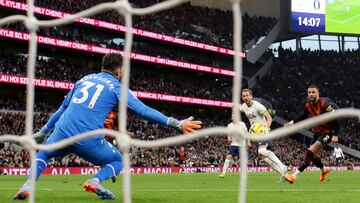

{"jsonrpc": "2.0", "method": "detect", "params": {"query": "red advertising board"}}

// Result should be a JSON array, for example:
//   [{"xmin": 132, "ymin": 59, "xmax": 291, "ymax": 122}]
[
  {"xmin": 0, "ymin": 0, "xmax": 245, "ymax": 57},
  {"xmin": 0, "ymin": 74, "xmax": 233, "ymax": 108},
  {"xmin": 0, "ymin": 166, "xmax": 355, "ymax": 176},
  {"xmin": 0, "ymin": 28, "xmax": 235, "ymax": 76}
]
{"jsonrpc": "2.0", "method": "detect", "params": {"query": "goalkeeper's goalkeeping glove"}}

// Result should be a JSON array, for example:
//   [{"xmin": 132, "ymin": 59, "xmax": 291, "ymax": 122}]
[
  {"xmin": 33, "ymin": 126, "xmax": 51, "ymax": 144},
  {"xmin": 167, "ymin": 116, "xmax": 202, "ymax": 134}
]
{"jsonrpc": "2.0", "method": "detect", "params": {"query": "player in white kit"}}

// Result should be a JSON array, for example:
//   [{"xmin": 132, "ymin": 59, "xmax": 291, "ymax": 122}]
[
  {"xmin": 240, "ymin": 89, "xmax": 287, "ymax": 179},
  {"xmin": 219, "ymin": 120, "xmax": 248, "ymax": 178},
  {"xmin": 333, "ymin": 144, "xmax": 345, "ymax": 165}
]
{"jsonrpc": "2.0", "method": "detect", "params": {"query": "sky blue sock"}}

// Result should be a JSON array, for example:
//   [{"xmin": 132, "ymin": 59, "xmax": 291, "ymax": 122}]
[
  {"xmin": 95, "ymin": 161, "xmax": 122, "ymax": 183},
  {"xmin": 27, "ymin": 151, "xmax": 48, "ymax": 182}
]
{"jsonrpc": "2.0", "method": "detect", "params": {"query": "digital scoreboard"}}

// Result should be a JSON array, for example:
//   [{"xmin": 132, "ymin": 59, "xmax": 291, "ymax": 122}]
[{"xmin": 291, "ymin": 0, "xmax": 360, "ymax": 34}]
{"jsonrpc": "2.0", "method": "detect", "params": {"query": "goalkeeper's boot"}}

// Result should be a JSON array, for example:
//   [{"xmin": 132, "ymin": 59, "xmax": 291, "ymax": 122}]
[
  {"xmin": 218, "ymin": 172, "xmax": 225, "ymax": 178},
  {"xmin": 83, "ymin": 178, "xmax": 115, "ymax": 200},
  {"xmin": 13, "ymin": 185, "xmax": 30, "ymax": 200},
  {"xmin": 283, "ymin": 174, "xmax": 295, "ymax": 184},
  {"xmin": 320, "ymin": 167, "xmax": 331, "ymax": 181}
]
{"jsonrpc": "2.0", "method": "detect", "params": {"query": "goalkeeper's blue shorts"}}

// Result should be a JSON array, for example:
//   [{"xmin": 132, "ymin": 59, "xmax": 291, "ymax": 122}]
[{"xmin": 44, "ymin": 129, "xmax": 122, "ymax": 167}]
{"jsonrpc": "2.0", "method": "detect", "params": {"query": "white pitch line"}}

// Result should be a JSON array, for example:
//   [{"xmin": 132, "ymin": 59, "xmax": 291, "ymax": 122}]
[
  {"xmin": 327, "ymin": 14, "xmax": 360, "ymax": 24},
  {"xmin": 326, "ymin": 18, "xmax": 343, "ymax": 23},
  {"xmin": 0, "ymin": 188, "xmax": 359, "ymax": 192}
]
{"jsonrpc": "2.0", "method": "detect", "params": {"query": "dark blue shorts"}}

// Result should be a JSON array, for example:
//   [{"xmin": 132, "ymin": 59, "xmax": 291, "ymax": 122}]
[{"xmin": 229, "ymin": 145, "xmax": 240, "ymax": 157}]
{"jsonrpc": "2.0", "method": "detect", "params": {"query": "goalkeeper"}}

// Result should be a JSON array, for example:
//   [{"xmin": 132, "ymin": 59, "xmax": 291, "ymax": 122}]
[{"xmin": 14, "ymin": 53, "xmax": 202, "ymax": 200}]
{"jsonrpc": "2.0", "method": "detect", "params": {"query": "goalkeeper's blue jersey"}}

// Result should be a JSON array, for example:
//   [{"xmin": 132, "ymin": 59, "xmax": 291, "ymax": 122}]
[{"xmin": 49, "ymin": 72, "xmax": 168, "ymax": 142}]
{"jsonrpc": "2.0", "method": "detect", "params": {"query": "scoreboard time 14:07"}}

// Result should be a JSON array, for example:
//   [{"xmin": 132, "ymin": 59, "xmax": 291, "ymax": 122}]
[{"xmin": 291, "ymin": 0, "xmax": 326, "ymax": 32}]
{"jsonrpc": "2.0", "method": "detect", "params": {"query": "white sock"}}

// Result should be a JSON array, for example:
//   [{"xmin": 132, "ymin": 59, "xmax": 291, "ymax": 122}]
[
  {"xmin": 266, "ymin": 151, "xmax": 286, "ymax": 171},
  {"xmin": 258, "ymin": 148, "xmax": 286, "ymax": 175},
  {"xmin": 222, "ymin": 159, "xmax": 231, "ymax": 173},
  {"xmin": 263, "ymin": 158, "xmax": 284, "ymax": 175},
  {"xmin": 293, "ymin": 169, "xmax": 301, "ymax": 179}
]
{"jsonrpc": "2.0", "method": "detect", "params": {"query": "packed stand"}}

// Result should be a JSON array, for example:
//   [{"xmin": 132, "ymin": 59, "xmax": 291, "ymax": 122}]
[
  {"xmin": 1, "ymin": 22, "xmax": 233, "ymax": 70},
  {"xmin": 254, "ymin": 48, "xmax": 360, "ymax": 150},
  {"xmin": 0, "ymin": 54, "xmax": 233, "ymax": 101},
  {"xmin": 11, "ymin": 0, "xmax": 276, "ymax": 49},
  {"xmin": 0, "ymin": 98, "xmax": 358, "ymax": 167}
]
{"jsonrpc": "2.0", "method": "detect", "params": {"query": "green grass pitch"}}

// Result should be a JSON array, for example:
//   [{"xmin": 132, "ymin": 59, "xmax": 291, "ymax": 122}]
[
  {"xmin": 0, "ymin": 171, "xmax": 359, "ymax": 203},
  {"xmin": 326, "ymin": 0, "xmax": 360, "ymax": 34}
]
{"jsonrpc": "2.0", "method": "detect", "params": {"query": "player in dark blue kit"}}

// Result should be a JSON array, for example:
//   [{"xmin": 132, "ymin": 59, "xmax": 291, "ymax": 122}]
[{"xmin": 14, "ymin": 53, "xmax": 202, "ymax": 200}]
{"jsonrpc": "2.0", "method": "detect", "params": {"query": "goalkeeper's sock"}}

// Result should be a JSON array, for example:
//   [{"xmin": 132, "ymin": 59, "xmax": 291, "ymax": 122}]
[
  {"xmin": 95, "ymin": 161, "xmax": 121, "ymax": 183},
  {"xmin": 27, "ymin": 151, "xmax": 49, "ymax": 181},
  {"xmin": 222, "ymin": 159, "xmax": 231, "ymax": 174}
]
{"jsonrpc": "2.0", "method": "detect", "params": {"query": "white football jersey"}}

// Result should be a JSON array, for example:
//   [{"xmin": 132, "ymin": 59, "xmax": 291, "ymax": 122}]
[
  {"xmin": 333, "ymin": 147, "xmax": 344, "ymax": 158},
  {"xmin": 240, "ymin": 100, "xmax": 267, "ymax": 125},
  {"xmin": 227, "ymin": 121, "xmax": 248, "ymax": 146}
]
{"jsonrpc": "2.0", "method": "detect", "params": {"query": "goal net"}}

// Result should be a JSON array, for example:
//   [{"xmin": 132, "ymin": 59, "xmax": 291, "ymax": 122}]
[{"xmin": 0, "ymin": 0, "xmax": 358, "ymax": 203}]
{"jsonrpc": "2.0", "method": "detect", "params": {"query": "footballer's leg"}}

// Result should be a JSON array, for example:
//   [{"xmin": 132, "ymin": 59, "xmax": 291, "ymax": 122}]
[
  {"xmin": 220, "ymin": 145, "xmax": 238, "ymax": 178},
  {"xmin": 284, "ymin": 149, "xmax": 315, "ymax": 184},
  {"xmin": 258, "ymin": 142, "xmax": 287, "ymax": 177},
  {"xmin": 284, "ymin": 140, "xmax": 323, "ymax": 184},
  {"xmin": 313, "ymin": 135, "xmax": 332, "ymax": 181},
  {"xmin": 219, "ymin": 154, "xmax": 233, "ymax": 178},
  {"xmin": 313, "ymin": 156, "xmax": 330, "ymax": 181},
  {"xmin": 13, "ymin": 151, "xmax": 53, "ymax": 200},
  {"xmin": 76, "ymin": 138, "xmax": 122, "ymax": 200},
  {"xmin": 13, "ymin": 131, "xmax": 69, "ymax": 200}
]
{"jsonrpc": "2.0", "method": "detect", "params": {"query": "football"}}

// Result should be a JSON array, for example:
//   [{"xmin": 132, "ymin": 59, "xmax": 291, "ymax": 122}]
[{"xmin": 249, "ymin": 123, "xmax": 269, "ymax": 135}]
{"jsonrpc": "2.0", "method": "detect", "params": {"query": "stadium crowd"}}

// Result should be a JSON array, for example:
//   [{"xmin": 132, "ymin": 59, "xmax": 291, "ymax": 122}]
[
  {"xmin": 0, "ymin": 98, "xmax": 359, "ymax": 168},
  {"xmin": 1, "ymin": 48, "xmax": 360, "ymax": 166},
  {"xmin": 254, "ymin": 48, "xmax": 360, "ymax": 150},
  {"xmin": 11, "ymin": 0, "xmax": 276, "ymax": 49},
  {"xmin": 0, "ymin": 54, "xmax": 233, "ymax": 101},
  {"xmin": 2, "ymin": 22, "xmax": 233, "ymax": 70}
]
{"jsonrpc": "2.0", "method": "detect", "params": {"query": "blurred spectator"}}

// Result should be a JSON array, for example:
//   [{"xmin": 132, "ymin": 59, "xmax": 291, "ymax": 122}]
[{"xmin": 177, "ymin": 146, "xmax": 186, "ymax": 165}]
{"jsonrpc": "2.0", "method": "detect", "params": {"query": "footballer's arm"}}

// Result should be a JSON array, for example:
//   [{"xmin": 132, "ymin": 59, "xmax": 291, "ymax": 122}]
[
  {"xmin": 263, "ymin": 111, "xmax": 272, "ymax": 129},
  {"xmin": 34, "ymin": 85, "xmax": 77, "ymax": 143},
  {"xmin": 226, "ymin": 133, "xmax": 233, "ymax": 145},
  {"xmin": 126, "ymin": 89, "xmax": 202, "ymax": 134},
  {"xmin": 284, "ymin": 107, "xmax": 309, "ymax": 127}
]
